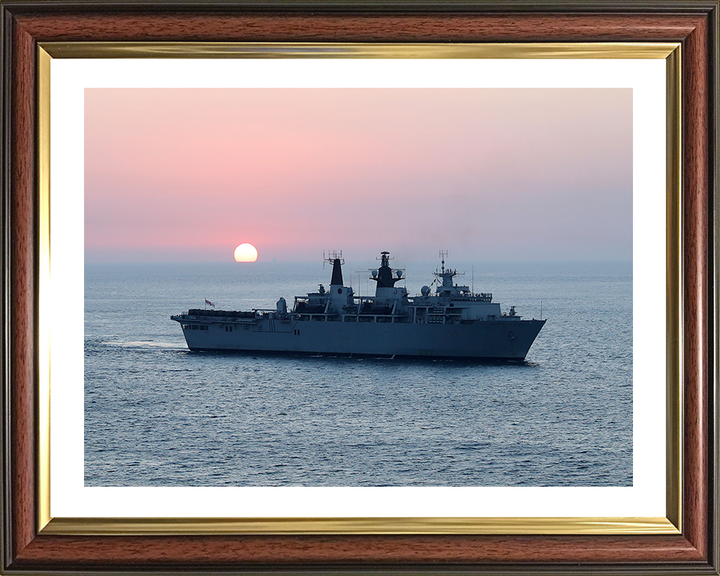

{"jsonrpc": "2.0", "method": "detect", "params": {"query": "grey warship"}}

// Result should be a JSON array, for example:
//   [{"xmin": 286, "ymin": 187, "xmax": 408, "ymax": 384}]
[{"xmin": 171, "ymin": 252, "xmax": 546, "ymax": 360}]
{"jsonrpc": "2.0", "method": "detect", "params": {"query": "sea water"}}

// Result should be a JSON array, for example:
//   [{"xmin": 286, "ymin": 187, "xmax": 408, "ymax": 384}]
[{"xmin": 84, "ymin": 261, "xmax": 632, "ymax": 487}]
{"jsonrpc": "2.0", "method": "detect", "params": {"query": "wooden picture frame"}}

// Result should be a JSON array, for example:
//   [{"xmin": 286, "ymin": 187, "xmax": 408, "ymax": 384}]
[{"xmin": 1, "ymin": 1, "xmax": 718, "ymax": 573}]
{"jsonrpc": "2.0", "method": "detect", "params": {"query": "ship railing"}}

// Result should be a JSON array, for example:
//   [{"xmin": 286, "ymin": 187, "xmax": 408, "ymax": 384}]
[
  {"xmin": 294, "ymin": 310, "xmax": 406, "ymax": 318},
  {"xmin": 181, "ymin": 314, "xmax": 258, "ymax": 325},
  {"xmin": 349, "ymin": 296, "xmax": 401, "ymax": 304},
  {"xmin": 291, "ymin": 310, "xmax": 410, "ymax": 323},
  {"xmin": 353, "ymin": 311, "xmax": 405, "ymax": 317},
  {"xmin": 287, "ymin": 294, "xmax": 411, "ymax": 309}
]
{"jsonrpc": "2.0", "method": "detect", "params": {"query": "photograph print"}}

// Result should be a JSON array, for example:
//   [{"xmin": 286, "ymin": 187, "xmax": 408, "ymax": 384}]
[{"xmin": 84, "ymin": 86, "xmax": 632, "ymax": 488}]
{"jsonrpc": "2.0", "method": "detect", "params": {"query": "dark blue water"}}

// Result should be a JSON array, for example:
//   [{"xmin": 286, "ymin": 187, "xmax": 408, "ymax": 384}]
[{"xmin": 84, "ymin": 261, "xmax": 632, "ymax": 487}]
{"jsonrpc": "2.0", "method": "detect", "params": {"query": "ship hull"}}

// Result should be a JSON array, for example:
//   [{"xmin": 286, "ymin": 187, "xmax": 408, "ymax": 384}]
[{"xmin": 173, "ymin": 316, "xmax": 546, "ymax": 360}]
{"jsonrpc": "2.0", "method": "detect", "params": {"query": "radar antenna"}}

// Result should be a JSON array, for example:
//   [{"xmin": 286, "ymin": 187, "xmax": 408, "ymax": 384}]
[{"xmin": 323, "ymin": 250, "xmax": 344, "ymax": 267}]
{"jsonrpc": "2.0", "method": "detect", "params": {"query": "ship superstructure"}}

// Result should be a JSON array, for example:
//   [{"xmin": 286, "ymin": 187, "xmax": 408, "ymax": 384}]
[{"xmin": 171, "ymin": 251, "xmax": 546, "ymax": 360}]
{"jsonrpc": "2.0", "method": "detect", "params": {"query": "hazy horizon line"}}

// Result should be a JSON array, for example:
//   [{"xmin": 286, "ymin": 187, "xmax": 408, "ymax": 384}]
[{"xmin": 84, "ymin": 258, "xmax": 634, "ymax": 265}]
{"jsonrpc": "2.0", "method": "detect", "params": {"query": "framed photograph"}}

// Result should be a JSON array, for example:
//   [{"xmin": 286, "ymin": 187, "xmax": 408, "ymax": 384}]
[{"xmin": 1, "ymin": 1, "xmax": 717, "ymax": 574}]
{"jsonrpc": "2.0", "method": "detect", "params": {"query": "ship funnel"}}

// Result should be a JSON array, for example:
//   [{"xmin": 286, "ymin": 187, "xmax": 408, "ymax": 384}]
[
  {"xmin": 330, "ymin": 259, "xmax": 343, "ymax": 286},
  {"xmin": 324, "ymin": 250, "xmax": 345, "ymax": 286}
]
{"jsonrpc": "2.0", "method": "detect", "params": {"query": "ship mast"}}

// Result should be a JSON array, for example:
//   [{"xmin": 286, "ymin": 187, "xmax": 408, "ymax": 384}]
[
  {"xmin": 370, "ymin": 251, "xmax": 403, "ymax": 288},
  {"xmin": 435, "ymin": 250, "xmax": 459, "ymax": 288}
]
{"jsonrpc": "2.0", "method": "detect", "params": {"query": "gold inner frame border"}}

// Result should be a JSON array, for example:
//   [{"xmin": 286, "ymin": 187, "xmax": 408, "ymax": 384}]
[{"xmin": 36, "ymin": 41, "xmax": 682, "ymax": 536}]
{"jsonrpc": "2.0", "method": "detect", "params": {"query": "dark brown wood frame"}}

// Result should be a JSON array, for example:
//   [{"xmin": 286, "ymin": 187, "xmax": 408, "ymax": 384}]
[{"xmin": 1, "ymin": 1, "xmax": 718, "ymax": 574}]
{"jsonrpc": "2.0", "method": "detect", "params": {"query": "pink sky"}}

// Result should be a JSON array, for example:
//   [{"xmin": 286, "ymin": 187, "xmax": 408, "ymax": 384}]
[{"xmin": 85, "ymin": 88, "xmax": 632, "ymax": 263}]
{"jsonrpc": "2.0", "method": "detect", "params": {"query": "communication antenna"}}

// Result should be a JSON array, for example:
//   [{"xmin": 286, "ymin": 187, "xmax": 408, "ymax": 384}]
[{"xmin": 439, "ymin": 250, "xmax": 448, "ymax": 274}]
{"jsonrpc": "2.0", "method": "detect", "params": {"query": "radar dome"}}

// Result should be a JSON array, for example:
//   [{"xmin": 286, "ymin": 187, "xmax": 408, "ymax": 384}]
[
  {"xmin": 396, "ymin": 270, "xmax": 403, "ymax": 278},
  {"xmin": 421, "ymin": 285, "xmax": 431, "ymax": 296}
]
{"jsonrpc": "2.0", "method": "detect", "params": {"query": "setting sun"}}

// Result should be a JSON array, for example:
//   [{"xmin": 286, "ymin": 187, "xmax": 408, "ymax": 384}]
[{"xmin": 234, "ymin": 243, "xmax": 258, "ymax": 263}]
